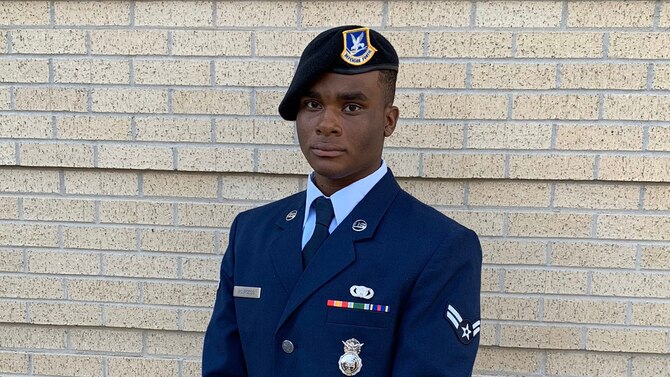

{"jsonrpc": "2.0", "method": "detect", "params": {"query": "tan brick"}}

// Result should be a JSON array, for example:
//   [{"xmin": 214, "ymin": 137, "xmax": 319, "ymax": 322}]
[
  {"xmin": 663, "ymin": 1, "xmax": 670, "ymax": 27},
  {"xmin": 104, "ymin": 254, "xmax": 178, "ymax": 279},
  {"xmin": 552, "ymin": 242, "xmax": 636, "ymax": 269},
  {"xmin": 182, "ymin": 256, "xmax": 220, "ymax": 281},
  {"xmin": 222, "ymin": 175, "xmax": 299, "ymax": 201},
  {"xmin": 504, "ymin": 269, "xmax": 588, "ymax": 295},
  {"xmin": 68, "ymin": 279, "xmax": 140, "ymax": 303},
  {"xmin": 514, "ymin": 94, "xmax": 599, "ymax": 120},
  {"xmin": 55, "ymin": 1, "xmax": 130, "ymax": 25},
  {"xmin": 107, "ymin": 357, "xmax": 179, "ymax": 377},
  {"xmin": 588, "ymin": 329, "xmax": 668, "ymax": 353},
  {"xmin": 472, "ymin": 63, "xmax": 554, "ymax": 89},
  {"xmin": 105, "ymin": 306, "xmax": 179, "ymax": 330},
  {"xmin": 254, "ymin": 90, "xmax": 283, "ymax": 116},
  {"xmin": 63, "ymin": 226, "xmax": 136, "ymax": 250},
  {"xmin": 598, "ymin": 214, "xmax": 670, "ymax": 241},
  {"xmin": 90, "ymin": 30, "xmax": 168, "ymax": 55},
  {"xmin": 301, "ymin": 1, "xmax": 382, "ymax": 27},
  {"xmin": 30, "ymin": 302, "xmax": 101, "ymax": 326},
  {"xmin": 141, "ymin": 229, "xmax": 217, "ymax": 253},
  {"xmin": 0, "ymin": 1, "xmax": 49, "ymax": 25},
  {"xmin": 183, "ymin": 360, "xmax": 202, "ymax": 377},
  {"xmin": 632, "ymin": 302, "xmax": 670, "ymax": 327},
  {"xmin": 425, "ymin": 94, "xmax": 508, "ymax": 120},
  {"xmin": 64, "ymin": 170, "xmax": 137, "ymax": 196},
  {"xmin": 173, "ymin": 30, "xmax": 251, "ymax": 56},
  {"xmin": 0, "ymin": 249, "xmax": 23, "ymax": 272},
  {"xmin": 388, "ymin": 1, "xmax": 470, "ymax": 27},
  {"xmin": 0, "ymin": 115, "xmax": 51, "ymax": 139},
  {"xmin": 475, "ymin": 347, "xmax": 541, "ymax": 374},
  {"xmin": 592, "ymin": 272, "xmax": 670, "ymax": 298},
  {"xmin": 383, "ymin": 151, "xmax": 421, "ymax": 177},
  {"xmin": 15, "ymin": 87, "xmax": 88, "ymax": 112},
  {"xmin": 394, "ymin": 93, "xmax": 421, "ymax": 119},
  {"xmin": 256, "ymin": 31, "xmax": 318, "ymax": 57},
  {"xmin": 482, "ymin": 296, "xmax": 539, "ymax": 321},
  {"xmin": 569, "ymin": 1, "xmax": 655, "ymax": 27},
  {"xmin": 444, "ymin": 210, "xmax": 505, "ymax": 237},
  {"xmin": 481, "ymin": 268, "xmax": 501, "ymax": 292},
  {"xmin": 477, "ymin": 1, "xmax": 562, "ymax": 27},
  {"xmin": 143, "ymin": 172, "xmax": 217, "ymax": 198},
  {"xmin": 147, "ymin": 332, "xmax": 204, "ymax": 357},
  {"xmin": 555, "ymin": 183, "xmax": 640, "ymax": 210},
  {"xmin": 0, "ymin": 168, "xmax": 60, "ymax": 193},
  {"xmin": 610, "ymin": 32, "xmax": 670, "ymax": 59},
  {"xmin": 546, "ymin": 299, "xmax": 626, "ymax": 324},
  {"xmin": 649, "ymin": 126, "xmax": 670, "ymax": 150},
  {"xmin": 423, "ymin": 154, "xmax": 505, "ymax": 179},
  {"xmin": 33, "ymin": 354, "xmax": 103, "ymax": 377},
  {"xmin": 0, "ymin": 59, "xmax": 49, "ymax": 83},
  {"xmin": 20, "ymin": 143, "xmax": 94, "ymax": 168},
  {"xmin": 384, "ymin": 32, "xmax": 425, "ymax": 57},
  {"xmin": 605, "ymin": 94, "xmax": 670, "ymax": 121},
  {"xmin": 481, "ymin": 240, "xmax": 546, "ymax": 265},
  {"xmin": 632, "ymin": 355, "xmax": 670, "ymax": 377},
  {"xmin": 509, "ymin": 212, "xmax": 592, "ymax": 238},
  {"xmin": 501, "ymin": 325, "xmax": 580, "ymax": 349},
  {"xmin": 556, "ymin": 124, "xmax": 643, "ymax": 151},
  {"xmin": 469, "ymin": 181, "xmax": 550, "ymax": 207},
  {"xmin": 257, "ymin": 148, "xmax": 311, "ymax": 175},
  {"xmin": 144, "ymin": 282, "xmax": 216, "ymax": 307},
  {"xmin": 173, "ymin": 89, "xmax": 250, "ymax": 115},
  {"xmin": 641, "ymin": 246, "xmax": 670, "ymax": 270},
  {"xmin": 217, "ymin": 118, "xmax": 294, "ymax": 145},
  {"xmin": 70, "ymin": 328, "xmax": 142, "ymax": 353},
  {"xmin": 135, "ymin": 59, "xmax": 210, "ymax": 86},
  {"xmin": 479, "ymin": 323, "xmax": 496, "ymax": 346},
  {"xmin": 28, "ymin": 250, "xmax": 100, "ymax": 275},
  {"xmin": 100, "ymin": 200, "xmax": 172, "ymax": 225},
  {"xmin": 0, "ymin": 324, "xmax": 66, "ymax": 349},
  {"xmin": 0, "ymin": 301, "xmax": 26, "ymax": 323},
  {"xmin": 216, "ymin": 60, "xmax": 294, "ymax": 87},
  {"xmin": 397, "ymin": 63, "xmax": 466, "ymax": 89},
  {"xmin": 654, "ymin": 64, "xmax": 670, "ymax": 90},
  {"xmin": 93, "ymin": 88, "xmax": 167, "ymax": 114},
  {"xmin": 178, "ymin": 203, "xmax": 250, "ymax": 228},
  {"xmin": 182, "ymin": 309, "xmax": 211, "ymax": 332},
  {"xmin": 135, "ymin": 1, "xmax": 212, "ymax": 27},
  {"xmin": 467, "ymin": 123, "xmax": 552, "ymax": 150},
  {"xmin": 12, "ymin": 29, "xmax": 86, "ymax": 54},
  {"xmin": 58, "ymin": 115, "xmax": 132, "ymax": 141},
  {"xmin": 509, "ymin": 155, "xmax": 594, "ymax": 180},
  {"xmin": 217, "ymin": 1, "xmax": 296, "ymax": 27},
  {"xmin": 0, "ymin": 276, "xmax": 63, "ymax": 299},
  {"xmin": 0, "ymin": 142, "xmax": 14, "ymax": 165},
  {"xmin": 429, "ymin": 32, "xmax": 513, "ymax": 58},
  {"xmin": 136, "ymin": 117, "xmax": 210, "ymax": 143},
  {"xmin": 55, "ymin": 59, "xmax": 130, "ymax": 84},
  {"xmin": 397, "ymin": 179, "xmax": 464, "ymax": 206},
  {"xmin": 388, "ymin": 124, "xmax": 463, "ymax": 150},
  {"xmin": 562, "ymin": 63, "xmax": 647, "ymax": 90},
  {"xmin": 0, "ymin": 87, "xmax": 8, "ymax": 110},
  {"xmin": 0, "ymin": 32, "xmax": 6, "ymax": 54},
  {"xmin": 517, "ymin": 32, "xmax": 603, "ymax": 58},
  {"xmin": 177, "ymin": 147, "xmax": 254, "ymax": 172},
  {"xmin": 0, "ymin": 224, "xmax": 58, "ymax": 247},
  {"xmin": 0, "ymin": 196, "xmax": 18, "ymax": 220},
  {"xmin": 547, "ymin": 351, "xmax": 629, "ymax": 377},
  {"xmin": 0, "ymin": 351, "xmax": 28, "ymax": 374},
  {"xmin": 599, "ymin": 156, "xmax": 670, "ymax": 182},
  {"xmin": 97, "ymin": 145, "xmax": 173, "ymax": 170}
]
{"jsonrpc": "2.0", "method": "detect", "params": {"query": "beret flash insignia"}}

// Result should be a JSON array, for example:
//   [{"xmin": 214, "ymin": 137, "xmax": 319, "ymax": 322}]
[{"xmin": 341, "ymin": 27, "xmax": 377, "ymax": 66}]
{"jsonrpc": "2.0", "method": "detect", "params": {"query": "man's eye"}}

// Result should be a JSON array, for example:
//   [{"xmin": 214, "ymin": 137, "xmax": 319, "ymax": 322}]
[
  {"xmin": 344, "ymin": 104, "xmax": 361, "ymax": 112},
  {"xmin": 304, "ymin": 100, "xmax": 321, "ymax": 110}
]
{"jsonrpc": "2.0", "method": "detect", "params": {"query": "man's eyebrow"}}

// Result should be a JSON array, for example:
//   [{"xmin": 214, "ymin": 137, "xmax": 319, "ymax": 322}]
[
  {"xmin": 302, "ymin": 90, "xmax": 321, "ymax": 100},
  {"xmin": 337, "ymin": 91, "xmax": 368, "ymax": 101}
]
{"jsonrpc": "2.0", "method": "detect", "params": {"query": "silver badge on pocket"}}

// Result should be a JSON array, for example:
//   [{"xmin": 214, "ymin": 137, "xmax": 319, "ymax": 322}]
[{"xmin": 338, "ymin": 338, "xmax": 363, "ymax": 376}]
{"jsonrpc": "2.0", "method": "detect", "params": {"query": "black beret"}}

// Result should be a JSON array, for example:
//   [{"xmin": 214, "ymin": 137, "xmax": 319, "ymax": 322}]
[{"xmin": 278, "ymin": 25, "xmax": 399, "ymax": 121}]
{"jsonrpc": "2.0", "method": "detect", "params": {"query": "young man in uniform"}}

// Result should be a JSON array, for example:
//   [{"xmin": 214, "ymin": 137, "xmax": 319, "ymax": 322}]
[{"xmin": 203, "ymin": 25, "xmax": 482, "ymax": 377}]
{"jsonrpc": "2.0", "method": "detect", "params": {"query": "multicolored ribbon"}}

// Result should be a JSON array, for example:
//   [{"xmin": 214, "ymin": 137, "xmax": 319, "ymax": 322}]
[{"xmin": 327, "ymin": 299, "xmax": 390, "ymax": 313}]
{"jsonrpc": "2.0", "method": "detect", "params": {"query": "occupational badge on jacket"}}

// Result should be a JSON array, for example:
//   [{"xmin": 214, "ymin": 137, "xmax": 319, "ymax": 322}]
[
  {"xmin": 338, "ymin": 338, "xmax": 363, "ymax": 376},
  {"xmin": 340, "ymin": 27, "xmax": 377, "ymax": 66},
  {"xmin": 444, "ymin": 304, "xmax": 480, "ymax": 345}
]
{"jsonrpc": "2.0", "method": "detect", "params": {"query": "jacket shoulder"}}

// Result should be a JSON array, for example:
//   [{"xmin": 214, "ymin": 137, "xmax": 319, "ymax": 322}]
[{"xmin": 235, "ymin": 191, "xmax": 304, "ymax": 224}]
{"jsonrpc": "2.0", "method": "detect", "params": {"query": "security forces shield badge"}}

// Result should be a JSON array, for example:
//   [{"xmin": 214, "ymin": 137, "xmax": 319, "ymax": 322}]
[{"xmin": 341, "ymin": 27, "xmax": 377, "ymax": 66}]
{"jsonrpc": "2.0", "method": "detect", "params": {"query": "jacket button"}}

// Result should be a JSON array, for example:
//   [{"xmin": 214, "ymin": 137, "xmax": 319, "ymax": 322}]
[{"xmin": 281, "ymin": 340, "xmax": 294, "ymax": 354}]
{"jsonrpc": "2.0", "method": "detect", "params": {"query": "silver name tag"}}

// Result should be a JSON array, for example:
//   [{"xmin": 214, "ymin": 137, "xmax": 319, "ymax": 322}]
[{"xmin": 233, "ymin": 286, "xmax": 261, "ymax": 299}]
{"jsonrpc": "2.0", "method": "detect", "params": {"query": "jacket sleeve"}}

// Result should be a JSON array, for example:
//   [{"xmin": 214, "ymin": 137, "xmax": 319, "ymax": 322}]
[
  {"xmin": 202, "ymin": 216, "xmax": 248, "ymax": 377},
  {"xmin": 391, "ymin": 228, "xmax": 482, "ymax": 377}
]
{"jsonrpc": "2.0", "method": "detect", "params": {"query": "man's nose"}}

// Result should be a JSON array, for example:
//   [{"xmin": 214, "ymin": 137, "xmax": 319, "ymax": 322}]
[{"xmin": 316, "ymin": 107, "xmax": 342, "ymax": 136}]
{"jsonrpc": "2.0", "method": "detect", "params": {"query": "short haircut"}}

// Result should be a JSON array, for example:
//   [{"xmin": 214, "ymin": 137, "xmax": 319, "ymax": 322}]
[{"xmin": 377, "ymin": 69, "xmax": 398, "ymax": 106}]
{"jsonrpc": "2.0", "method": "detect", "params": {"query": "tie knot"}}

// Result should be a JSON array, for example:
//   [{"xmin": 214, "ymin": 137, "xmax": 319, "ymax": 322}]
[{"xmin": 314, "ymin": 197, "xmax": 334, "ymax": 227}]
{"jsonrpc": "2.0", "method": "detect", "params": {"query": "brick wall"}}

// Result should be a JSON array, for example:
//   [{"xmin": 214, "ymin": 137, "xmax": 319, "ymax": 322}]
[{"xmin": 0, "ymin": 1, "xmax": 669, "ymax": 376}]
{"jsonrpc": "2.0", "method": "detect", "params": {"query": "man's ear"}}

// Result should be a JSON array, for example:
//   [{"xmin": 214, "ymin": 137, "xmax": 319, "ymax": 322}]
[{"xmin": 384, "ymin": 106, "xmax": 399, "ymax": 137}]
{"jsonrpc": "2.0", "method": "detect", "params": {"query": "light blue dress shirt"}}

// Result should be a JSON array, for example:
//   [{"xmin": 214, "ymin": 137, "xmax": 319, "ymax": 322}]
[{"xmin": 301, "ymin": 161, "xmax": 388, "ymax": 249}]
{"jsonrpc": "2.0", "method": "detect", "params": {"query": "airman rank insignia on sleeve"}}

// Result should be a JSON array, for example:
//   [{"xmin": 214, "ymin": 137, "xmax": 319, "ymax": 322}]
[
  {"xmin": 445, "ymin": 304, "xmax": 480, "ymax": 345},
  {"xmin": 341, "ymin": 27, "xmax": 377, "ymax": 66}
]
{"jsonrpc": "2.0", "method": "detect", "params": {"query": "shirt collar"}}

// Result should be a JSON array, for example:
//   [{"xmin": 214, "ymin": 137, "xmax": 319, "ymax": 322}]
[{"xmin": 304, "ymin": 161, "xmax": 388, "ymax": 228}]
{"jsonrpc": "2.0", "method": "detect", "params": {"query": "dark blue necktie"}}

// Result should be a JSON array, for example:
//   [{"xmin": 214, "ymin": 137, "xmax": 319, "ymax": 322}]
[{"xmin": 302, "ymin": 197, "xmax": 334, "ymax": 269}]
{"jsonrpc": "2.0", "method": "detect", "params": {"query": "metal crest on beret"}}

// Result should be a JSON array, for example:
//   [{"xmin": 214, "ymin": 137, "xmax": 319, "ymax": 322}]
[{"xmin": 340, "ymin": 27, "xmax": 377, "ymax": 66}]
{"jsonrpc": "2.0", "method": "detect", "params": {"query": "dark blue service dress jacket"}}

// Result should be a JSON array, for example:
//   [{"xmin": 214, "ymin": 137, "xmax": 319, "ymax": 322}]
[{"xmin": 202, "ymin": 171, "xmax": 482, "ymax": 376}]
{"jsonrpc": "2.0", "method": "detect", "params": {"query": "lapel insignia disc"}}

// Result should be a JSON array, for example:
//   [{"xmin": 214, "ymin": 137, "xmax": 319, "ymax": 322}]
[
  {"xmin": 340, "ymin": 27, "xmax": 377, "ymax": 66},
  {"xmin": 445, "ymin": 304, "xmax": 480, "ymax": 345},
  {"xmin": 350, "ymin": 285, "xmax": 374, "ymax": 300},
  {"xmin": 285, "ymin": 210, "xmax": 297, "ymax": 221},
  {"xmin": 352, "ymin": 220, "xmax": 367, "ymax": 232},
  {"xmin": 338, "ymin": 338, "xmax": 363, "ymax": 376}
]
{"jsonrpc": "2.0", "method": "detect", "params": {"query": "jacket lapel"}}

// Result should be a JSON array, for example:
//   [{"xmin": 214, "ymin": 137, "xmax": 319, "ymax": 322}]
[{"xmin": 268, "ymin": 193, "xmax": 305, "ymax": 295}]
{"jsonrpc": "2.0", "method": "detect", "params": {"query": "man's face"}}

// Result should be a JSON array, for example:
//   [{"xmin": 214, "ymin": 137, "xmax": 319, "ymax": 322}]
[{"xmin": 296, "ymin": 71, "xmax": 398, "ymax": 192}]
